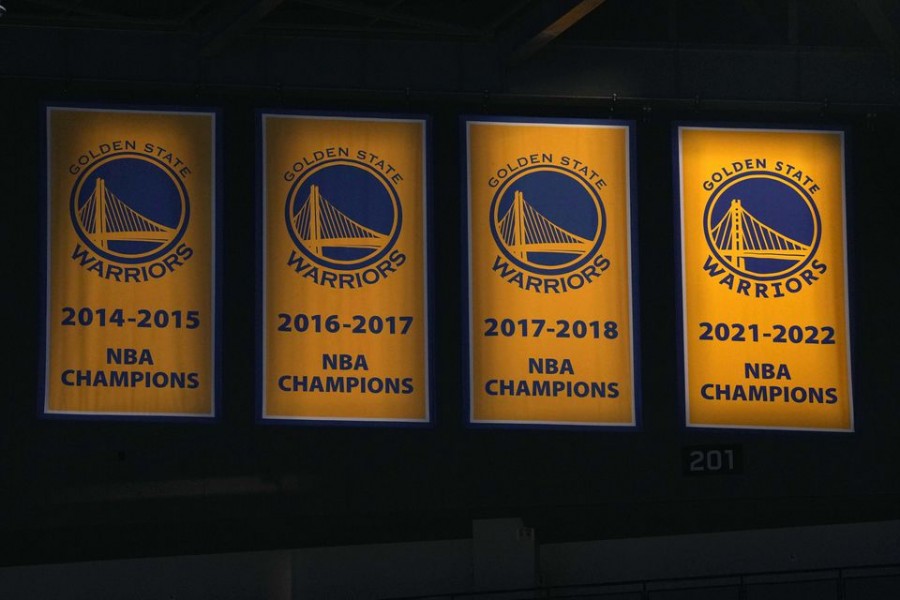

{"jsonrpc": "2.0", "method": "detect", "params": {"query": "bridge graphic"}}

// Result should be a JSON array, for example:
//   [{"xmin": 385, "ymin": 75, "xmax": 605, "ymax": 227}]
[
  {"xmin": 496, "ymin": 190, "xmax": 592, "ymax": 260},
  {"xmin": 77, "ymin": 177, "xmax": 175, "ymax": 251},
  {"xmin": 291, "ymin": 184, "xmax": 388, "ymax": 257},
  {"xmin": 710, "ymin": 199, "xmax": 810, "ymax": 270}
]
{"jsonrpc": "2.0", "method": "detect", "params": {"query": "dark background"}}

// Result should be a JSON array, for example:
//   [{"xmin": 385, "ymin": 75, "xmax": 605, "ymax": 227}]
[{"xmin": 1, "ymin": 0, "xmax": 899, "ymax": 567}]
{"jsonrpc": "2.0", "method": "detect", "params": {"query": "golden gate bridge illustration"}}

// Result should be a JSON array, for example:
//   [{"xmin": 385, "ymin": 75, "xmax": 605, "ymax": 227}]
[
  {"xmin": 496, "ymin": 190, "xmax": 592, "ymax": 260},
  {"xmin": 291, "ymin": 184, "xmax": 388, "ymax": 256},
  {"xmin": 77, "ymin": 177, "xmax": 175, "ymax": 251},
  {"xmin": 709, "ymin": 199, "xmax": 809, "ymax": 270}
]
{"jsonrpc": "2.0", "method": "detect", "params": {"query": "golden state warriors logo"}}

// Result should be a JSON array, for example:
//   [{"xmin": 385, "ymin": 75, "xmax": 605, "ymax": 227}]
[
  {"xmin": 284, "ymin": 158, "xmax": 406, "ymax": 288},
  {"xmin": 69, "ymin": 150, "xmax": 194, "ymax": 282},
  {"xmin": 701, "ymin": 170, "xmax": 826, "ymax": 298},
  {"xmin": 489, "ymin": 165, "xmax": 610, "ymax": 293}
]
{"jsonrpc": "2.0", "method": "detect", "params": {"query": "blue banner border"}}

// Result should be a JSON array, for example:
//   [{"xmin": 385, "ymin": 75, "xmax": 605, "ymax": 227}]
[
  {"xmin": 672, "ymin": 121, "xmax": 856, "ymax": 434},
  {"xmin": 39, "ymin": 102, "xmax": 222, "ymax": 422},
  {"xmin": 461, "ymin": 115, "xmax": 643, "ymax": 431},
  {"xmin": 255, "ymin": 109, "xmax": 435, "ymax": 428}
]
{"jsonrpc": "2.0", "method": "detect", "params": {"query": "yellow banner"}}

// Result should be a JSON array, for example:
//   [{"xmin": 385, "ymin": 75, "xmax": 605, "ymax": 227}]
[
  {"xmin": 44, "ymin": 107, "xmax": 217, "ymax": 417},
  {"xmin": 677, "ymin": 126, "xmax": 853, "ymax": 431},
  {"xmin": 261, "ymin": 114, "xmax": 429, "ymax": 423},
  {"xmin": 466, "ymin": 119, "xmax": 638, "ymax": 427}
]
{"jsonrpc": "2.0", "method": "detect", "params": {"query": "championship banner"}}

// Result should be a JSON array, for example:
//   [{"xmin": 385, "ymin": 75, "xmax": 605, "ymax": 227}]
[
  {"xmin": 260, "ymin": 113, "xmax": 430, "ymax": 424},
  {"xmin": 43, "ymin": 106, "xmax": 218, "ymax": 418},
  {"xmin": 465, "ymin": 118, "xmax": 639, "ymax": 427},
  {"xmin": 676, "ymin": 126, "xmax": 853, "ymax": 431}
]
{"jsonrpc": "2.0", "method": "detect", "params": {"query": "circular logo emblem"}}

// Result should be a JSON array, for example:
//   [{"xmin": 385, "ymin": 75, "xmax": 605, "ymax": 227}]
[
  {"xmin": 489, "ymin": 165, "xmax": 606, "ymax": 275},
  {"xmin": 70, "ymin": 152, "xmax": 189, "ymax": 264},
  {"xmin": 703, "ymin": 172, "xmax": 821, "ymax": 281},
  {"xmin": 284, "ymin": 159, "xmax": 402, "ymax": 271}
]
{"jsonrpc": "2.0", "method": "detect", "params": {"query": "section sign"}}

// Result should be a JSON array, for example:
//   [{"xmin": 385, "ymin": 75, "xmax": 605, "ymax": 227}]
[
  {"xmin": 465, "ymin": 118, "xmax": 639, "ymax": 427},
  {"xmin": 260, "ymin": 113, "xmax": 430, "ymax": 424},
  {"xmin": 43, "ymin": 106, "xmax": 218, "ymax": 418},
  {"xmin": 677, "ymin": 126, "xmax": 853, "ymax": 431}
]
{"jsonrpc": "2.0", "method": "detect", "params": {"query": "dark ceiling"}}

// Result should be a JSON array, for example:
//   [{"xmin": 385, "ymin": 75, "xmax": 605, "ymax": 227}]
[
  {"xmin": 1, "ymin": 0, "xmax": 898, "ymax": 110},
  {"xmin": 2, "ymin": 0, "xmax": 896, "ymax": 55}
]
